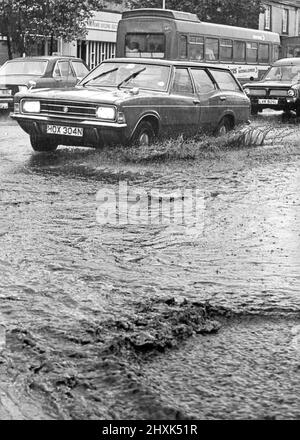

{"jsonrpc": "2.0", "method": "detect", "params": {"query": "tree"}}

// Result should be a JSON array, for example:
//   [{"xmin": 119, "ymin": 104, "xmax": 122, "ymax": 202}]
[
  {"xmin": 0, "ymin": 0, "xmax": 107, "ymax": 58},
  {"xmin": 126, "ymin": 0, "xmax": 264, "ymax": 29}
]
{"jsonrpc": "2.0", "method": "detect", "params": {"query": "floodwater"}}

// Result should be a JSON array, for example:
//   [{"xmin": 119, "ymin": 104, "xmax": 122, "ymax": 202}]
[{"xmin": 0, "ymin": 115, "xmax": 299, "ymax": 419}]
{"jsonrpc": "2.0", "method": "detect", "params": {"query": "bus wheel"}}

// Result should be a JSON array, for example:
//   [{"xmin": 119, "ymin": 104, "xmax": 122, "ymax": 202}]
[
  {"xmin": 30, "ymin": 134, "xmax": 58, "ymax": 152},
  {"xmin": 131, "ymin": 121, "xmax": 155, "ymax": 147},
  {"xmin": 216, "ymin": 117, "xmax": 232, "ymax": 136}
]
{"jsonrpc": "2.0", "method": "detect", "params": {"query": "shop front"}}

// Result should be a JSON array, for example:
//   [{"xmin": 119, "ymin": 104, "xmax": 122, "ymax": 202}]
[{"xmin": 77, "ymin": 10, "xmax": 121, "ymax": 69}]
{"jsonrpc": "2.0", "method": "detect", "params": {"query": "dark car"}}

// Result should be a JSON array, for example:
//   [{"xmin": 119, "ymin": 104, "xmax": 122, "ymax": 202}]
[
  {"xmin": 0, "ymin": 56, "xmax": 89, "ymax": 111},
  {"xmin": 11, "ymin": 58, "xmax": 250, "ymax": 152},
  {"xmin": 244, "ymin": 57, "xmax": 300, "ymax": 115}
]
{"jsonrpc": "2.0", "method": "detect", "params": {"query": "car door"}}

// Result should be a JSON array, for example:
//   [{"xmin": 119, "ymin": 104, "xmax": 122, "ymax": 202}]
[
  {"xmin": 208, "ymin": 68, "xmax": 247, "ymax": 126},
  {"xmin": 52, "ymin": 60, "xmax": 77, "ymax": 88},
  {"xmin": 161, "ymin": 67, "xmax": 200, "ymax": 137},
  {"xmin": 190, "ymin": 67, "xmax": 222, "ymax": 132}
]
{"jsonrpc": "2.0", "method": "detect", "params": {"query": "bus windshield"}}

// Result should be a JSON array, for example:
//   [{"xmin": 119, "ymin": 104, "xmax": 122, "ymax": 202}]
[
  {"xmin": 82, "ymin": 62, "xmax": 170, "ymax": 91},
  {"xmin": 125, "ymin": 33, "xmax": 165, "ymax": 58},
  {"xmin": 263, "ymin": 64, "xmax": 300, "ymax": 82}
]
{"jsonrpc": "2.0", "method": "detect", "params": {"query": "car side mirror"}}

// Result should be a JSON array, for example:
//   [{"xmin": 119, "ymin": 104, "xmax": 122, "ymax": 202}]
[{"xmin": 28, "ymin": 80, "xmax": 36, "ymax": 90}]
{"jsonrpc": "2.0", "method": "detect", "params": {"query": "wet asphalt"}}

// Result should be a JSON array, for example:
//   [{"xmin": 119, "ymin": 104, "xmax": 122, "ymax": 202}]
[{"xmin": 0, "ymin": 112, "xmax": 299, "ymax": 419}]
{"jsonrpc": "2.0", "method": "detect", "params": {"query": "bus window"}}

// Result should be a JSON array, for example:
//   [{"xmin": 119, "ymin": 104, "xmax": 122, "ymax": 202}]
[
  {"xmin": 189, "ymin": 35, "xmax": 204, "ymax": 60},
  {"xmin": 273, "ymin": 45, "xmax": 279, "ymax": 61},
  {"xmin": 125, "ymin": 33, "xmax": 165, "ymax": 58},
  {"xmin": 258, "ymin": 43, "xmax": 269, "ymax": 63},
  {"xmin": 179, "ymin": 35, "xmax": 188, "ymax": 59},
  {"xmin": 172, "ymin": 68, "xmax": 194, "ymax": 94},
  {"xmin": 233, "ymin": 41, "xmax": 246, "ymax": 62},
  {"xmin": 205, "ymin": 38, "xmax": 219, "ymax": 61},
  {"xmin": 246, "ymin": 42, "xmax": 258, "ymax": 63},
  {"xmin": 220, "ymin": 39, "xmax": 233, "ymax": 61}
]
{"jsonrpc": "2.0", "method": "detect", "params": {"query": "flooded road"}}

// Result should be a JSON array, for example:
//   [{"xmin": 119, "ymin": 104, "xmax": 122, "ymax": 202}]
[{"xmin": 0, "ymin": 114, "xmax": 299, "ymax": 419}]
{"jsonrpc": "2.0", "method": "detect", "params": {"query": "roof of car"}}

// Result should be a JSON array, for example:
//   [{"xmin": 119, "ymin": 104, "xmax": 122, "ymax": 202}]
[
  {"xmin": 274, "ymin": 57, "xmax": 300, "ymax": 65},
  {"xmin": 103, "ymin": 57, "xmax": 232, "ymax": 70},
  {"xmin": 7, "ymin": 56, "xmax": 83, "ymax": 62}
]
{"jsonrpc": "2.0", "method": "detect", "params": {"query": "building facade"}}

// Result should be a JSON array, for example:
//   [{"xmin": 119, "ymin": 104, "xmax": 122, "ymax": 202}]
[
  {"xmin": 76, "ymin": 9, "xmax": 122, "ymax": 69},
  {"xmin": 259, "ymin": 0, "xmax": 300, "ymax": 36}
]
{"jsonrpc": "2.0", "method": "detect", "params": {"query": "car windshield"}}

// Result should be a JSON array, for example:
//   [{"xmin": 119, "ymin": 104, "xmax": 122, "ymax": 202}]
[
  {"xmin": 0, "ymin": 60, "xmax": 48, "ymax": 76},
  {"xmin": 81, "ymin": 62, "xmax": 170, "ymax": 91},
  {"xmin": 263, "ymin": 64, "xmax": 300, "ymax": 82}
]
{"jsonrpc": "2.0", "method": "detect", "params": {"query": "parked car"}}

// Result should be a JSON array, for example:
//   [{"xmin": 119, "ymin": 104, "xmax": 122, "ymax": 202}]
[
  {"xmin": 0, "ymin": 55, "xmax": 89, "ymax": 111},
  {"xmin": 244, "ymin": 57, "xmax": 300, "ymax": 115},
  {"xmin": 11, "ymin": 58, "xmax": 250, "ymax": 152}
]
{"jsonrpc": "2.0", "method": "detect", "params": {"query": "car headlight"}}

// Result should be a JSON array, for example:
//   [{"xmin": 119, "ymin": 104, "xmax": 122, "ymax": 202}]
[
  {"xmin": 22, "ymin": 100, "xmax": 40, "ymax": 113},
  {"xmin": 244, "ymin": 88, "xmax": 251, "ymax": 95},
  {"xmin": 18, "ymin": 85, "xmax": 28, "ymax": 92},
  {"xmin": 287, "ymin": 88, "xmax": 296, "ymax": 97},
  {"xmin": 96, "ymin": 106, "xmax": 116, "ymax": 120}
]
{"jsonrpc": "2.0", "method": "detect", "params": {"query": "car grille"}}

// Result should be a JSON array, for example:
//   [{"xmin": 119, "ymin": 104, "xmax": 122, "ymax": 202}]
[
  {"xmin": 269, "ymin": 89, "xmax": 288, "ymax": 97},
  {"xmin": 249, "ymin": 89, "xmax": 266, "ymax": 96},
  {"xmin": 40, "ymin": 100, "xmax": 97, "ymax": 119}
]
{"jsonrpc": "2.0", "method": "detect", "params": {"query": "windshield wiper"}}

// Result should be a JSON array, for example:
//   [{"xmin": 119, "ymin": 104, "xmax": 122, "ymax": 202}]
[
  {"xmin": 82, "ymin": 67, "xmax": 118, "ymax": 86},
  {"xmin": 117, "ymin": 67, "xmax": 146, "ymax": 89}
]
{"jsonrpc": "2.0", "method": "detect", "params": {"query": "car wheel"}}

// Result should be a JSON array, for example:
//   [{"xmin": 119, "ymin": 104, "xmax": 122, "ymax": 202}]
[
  {"xmin": 30, "ymin": 134, "xmax": 58, "ymax": 152},
  {"xmin": 131, "ymin": 121, "xmax": 155, "ymax": 147},
  {"xmin": 216, "ymin": 117, "xmax": 232, "ymax": 136}
]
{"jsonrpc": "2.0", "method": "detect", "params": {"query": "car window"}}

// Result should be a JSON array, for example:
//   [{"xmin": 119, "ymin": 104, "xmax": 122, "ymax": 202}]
[
  {"xmin": 54, "ymin": 61, "xmax": 75, "ymax": 77},
  {"xmin": 209, "ymin": 69, "xmax": 241, "ymax": 92},
  {"xmin": 0, "ymin": 60, "xmax": 47, "ymax": 76},
  {"xmin": 172, "ymin": 68, "xmax": 194, "ymax": 94},
  {"xmin": 72, "ymin": 61, "xmax": 89, "ymax": 78},
  {"xmin": 191, "ymin": 69, "xmax": 216, "ymax": 94},
  {"xmin": 263, "ymin": 65, "xmax": 300, "ymax": 81}
]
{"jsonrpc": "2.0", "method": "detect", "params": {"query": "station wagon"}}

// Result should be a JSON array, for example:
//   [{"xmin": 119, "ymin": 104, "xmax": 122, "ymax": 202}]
[{"xmin": 11, "ymin": 58, "xmax": 250, "ymax": 152}]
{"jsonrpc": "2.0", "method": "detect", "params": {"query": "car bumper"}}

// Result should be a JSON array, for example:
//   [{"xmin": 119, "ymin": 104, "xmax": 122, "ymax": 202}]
[
  {"xmin": 10, "ymin": 113, "xmax": 128, "ymax": 147},
  {"xmin": 249, "ymin": 96, "xmax": 298, "ymax": 111}
]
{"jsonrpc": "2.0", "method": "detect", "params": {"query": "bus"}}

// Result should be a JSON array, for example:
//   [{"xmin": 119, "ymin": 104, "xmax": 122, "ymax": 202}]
[{"xmin": 116, "ymin": 8, "xmax": 280, "ymax": 83}]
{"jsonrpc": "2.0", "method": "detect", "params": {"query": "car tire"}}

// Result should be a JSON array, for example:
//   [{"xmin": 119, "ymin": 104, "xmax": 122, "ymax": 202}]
[
  {"xmin": 30, "ymin": 134, "xmax": 58, "ymax": 152},
  {"xmin": 296, "ymin": 105, "xmax": 300, "ymax": 117},
  {"xmin": 131, "ymin": 121, "xmax": 156, "ymax": 147},
  {"xmin": 216, "ymin": 116, "xmax": 232, "ymax": 136}
]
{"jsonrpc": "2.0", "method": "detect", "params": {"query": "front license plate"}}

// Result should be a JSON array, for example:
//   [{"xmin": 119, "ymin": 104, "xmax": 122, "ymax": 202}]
[
  {"xmin": 0, "ymin": 103, "xmax": 9, "ymax": 109},
  {"xmin": 46, "ymin": 125, "xmax": 83, "ymax": 137},
  {"xmin": 258, "ymin": 99, "xmax": 278, "ymax": 105}
]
